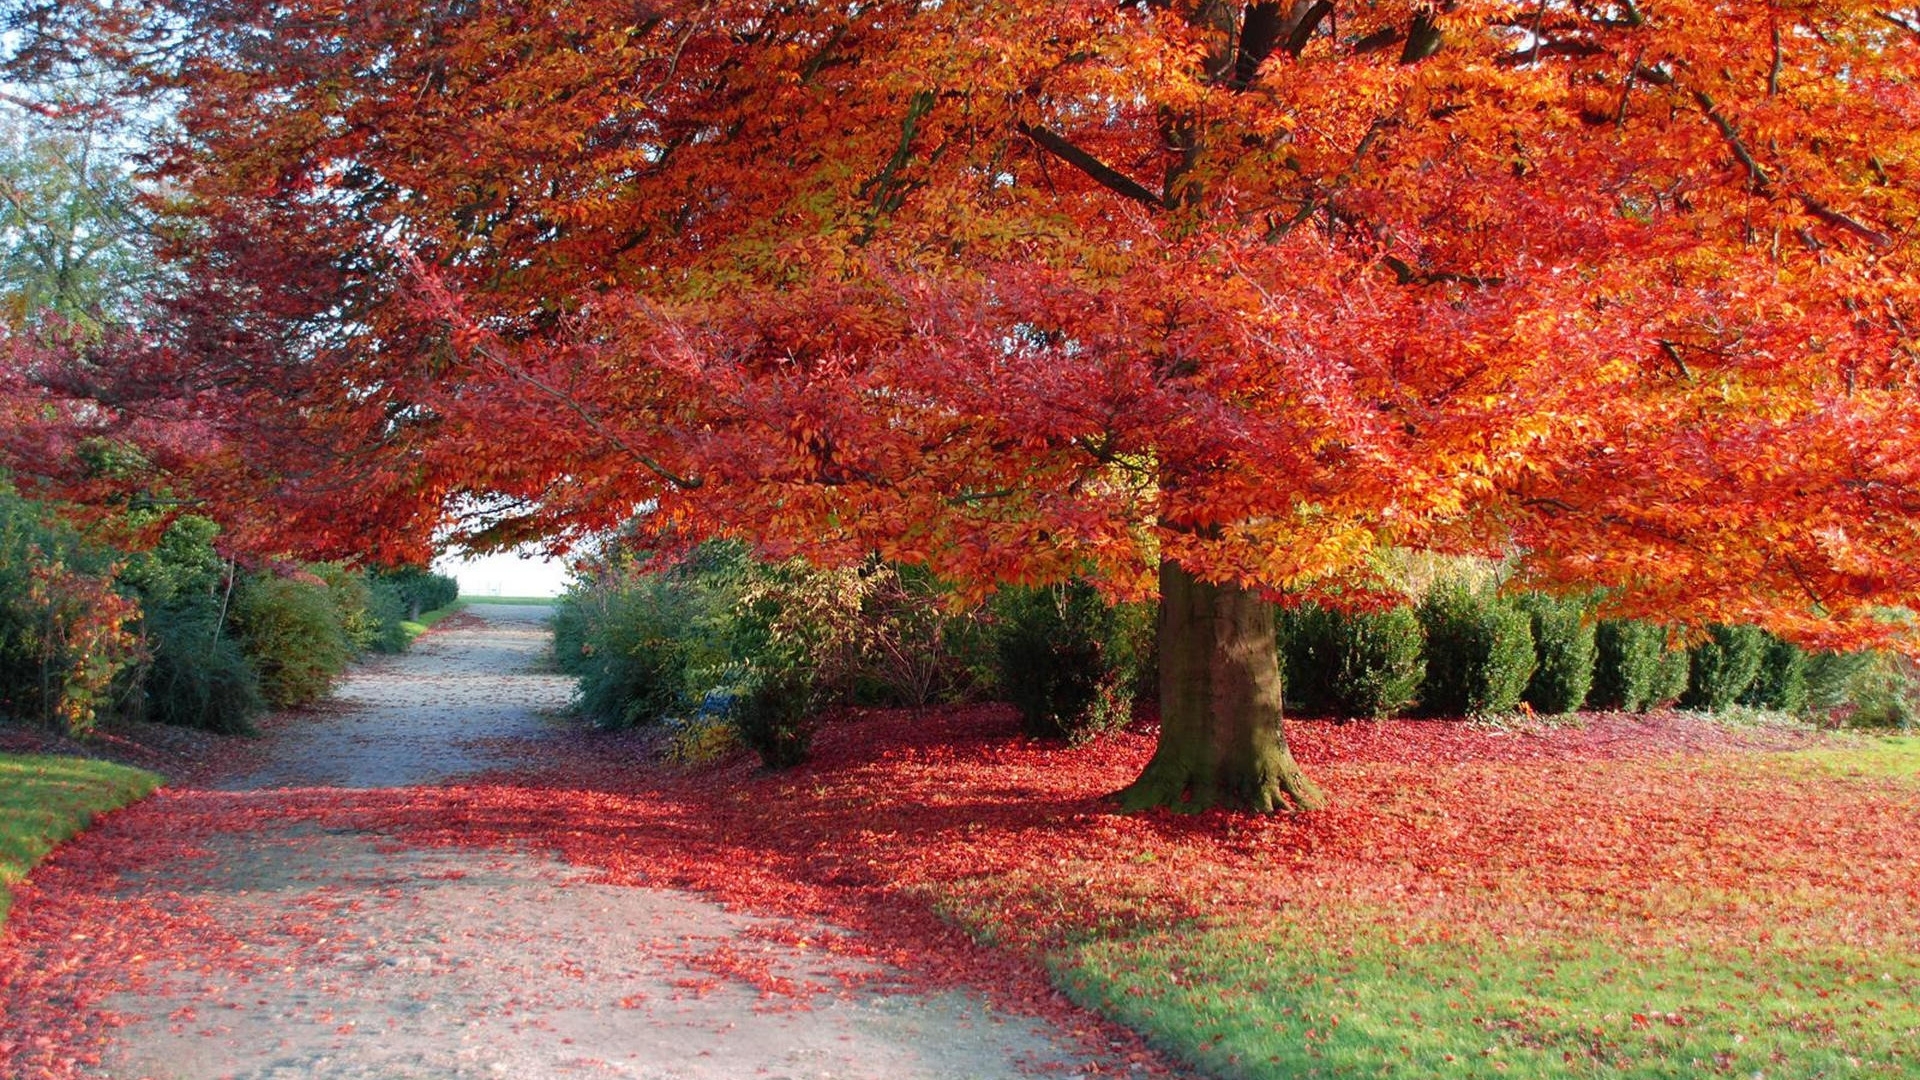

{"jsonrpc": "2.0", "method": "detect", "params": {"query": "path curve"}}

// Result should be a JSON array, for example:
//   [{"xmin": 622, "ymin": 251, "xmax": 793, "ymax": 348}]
[{"xmin": 78, "ymin": 604, "xmax": 1124, "ymax": 1079}]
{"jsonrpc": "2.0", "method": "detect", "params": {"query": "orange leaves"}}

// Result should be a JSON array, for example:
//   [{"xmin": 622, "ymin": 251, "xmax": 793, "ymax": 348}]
[{"xmin": 10, "ymin": 0, "xmax": 1906, "ymax": 640}]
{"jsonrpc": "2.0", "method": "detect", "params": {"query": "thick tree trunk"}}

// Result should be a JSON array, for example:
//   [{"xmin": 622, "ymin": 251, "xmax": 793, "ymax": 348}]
[{"xmin": 1114, "ymin": 561, "xmax": 1327, "ymax": 813}]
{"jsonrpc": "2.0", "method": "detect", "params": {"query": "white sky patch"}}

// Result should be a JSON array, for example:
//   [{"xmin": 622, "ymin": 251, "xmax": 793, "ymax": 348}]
[{"xmin": 433, "ymin": 545, "xmax": 570, "ymax": 598}]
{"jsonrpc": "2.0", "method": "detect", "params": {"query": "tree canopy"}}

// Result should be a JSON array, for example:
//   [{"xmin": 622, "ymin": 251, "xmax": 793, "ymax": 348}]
[
  {"xmin": 6, "ymin": 0, "xmax": 1918, "ymax": 810},
  {"xmin": 4, "ymin": 0, "xmax": 1916, "ymax": 631}
]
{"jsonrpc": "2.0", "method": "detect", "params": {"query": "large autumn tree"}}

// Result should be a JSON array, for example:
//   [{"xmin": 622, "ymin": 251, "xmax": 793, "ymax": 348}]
[{"xmin": 8, "ymin": 0, "xmax": 1917, "ymax": 810}]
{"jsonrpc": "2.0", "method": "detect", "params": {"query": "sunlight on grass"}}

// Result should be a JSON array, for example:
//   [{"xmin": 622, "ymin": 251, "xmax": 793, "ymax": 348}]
[
  {"xmin": 1058, "ymin": 920, "xmax": 1920, "ymax": 1079},
  {"xmin": 0, "ymin": 754, "xmax": 161, "ymax": 923},
  {"xmin": 399, "ymin": 600, "xmax": 469, "ymax": 643},
  {"xmin": 1693, "ymin": 735, "xmax": 1920, "ymax": 787}
]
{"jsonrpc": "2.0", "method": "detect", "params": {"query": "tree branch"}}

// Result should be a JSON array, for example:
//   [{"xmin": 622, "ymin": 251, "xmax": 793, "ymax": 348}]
[{"xmin": 1015, "ymin": 121, "xmax": 1164, "ymax": 211}]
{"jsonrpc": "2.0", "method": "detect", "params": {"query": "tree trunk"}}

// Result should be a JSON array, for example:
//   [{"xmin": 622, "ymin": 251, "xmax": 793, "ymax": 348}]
[{"xmin": 1114, "ymin": 561, "xmax": 1327, "ymax": 813}]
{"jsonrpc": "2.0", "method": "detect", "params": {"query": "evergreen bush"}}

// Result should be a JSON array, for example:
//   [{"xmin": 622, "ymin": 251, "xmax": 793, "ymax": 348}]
[
  {"xmin": 1518, "ymin": 593, "xmax": 1598, "ymax": 715},
  {"xmin": 1682, "ymin": 623, "xmax": 1767, "ymax": 711},
  {"xmin": 1416, "ymin": 584, "xmax": 1535, "ymax": 717},
  {"xmin": 1591, "ymin": 620, "xmax": 1679, "ymax": 712},
  {"xmin": 732, "ymin": 662, "xmax": 819, "ymax": 768},
  {"xmin": 992, "ymin": 580, "xmax": 1152, "ymax": 742},
  {"xmin": 140, "ymin": 604, "xmax": 264, "ymax": 732},
  {"xmin": 1651, "ymin": 643, "xmax": 1691, "ymax": 708},
  {"xmin": 1278, "ymin": 602, "xmax": 1424, "ymax": 719},
  {"xmin": 1740, "ymin": 635, "xmax": 1810, "ymax": 713}
]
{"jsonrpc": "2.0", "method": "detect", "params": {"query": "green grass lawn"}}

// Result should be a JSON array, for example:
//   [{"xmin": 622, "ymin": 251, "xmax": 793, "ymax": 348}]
[{"xmin": 0, "ymin": 753, "xmax": 161, "ymax": 923}]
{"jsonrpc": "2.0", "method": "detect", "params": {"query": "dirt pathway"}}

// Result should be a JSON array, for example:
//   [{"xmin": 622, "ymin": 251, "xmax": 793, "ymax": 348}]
[{"xmin": 72, "ymin": 604, "xmax": 1127, "ymax": 1079}]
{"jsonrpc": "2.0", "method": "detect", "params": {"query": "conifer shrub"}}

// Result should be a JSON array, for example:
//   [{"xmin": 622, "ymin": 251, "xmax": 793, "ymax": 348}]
[
  {"xmin": 1416, "ymin": 584, "xmax": 1535, "ymax": 717},
  {"xmin": 1591, "ymin": 620, "xmax": 1686, "ymax": 712},
  {"xmin": 992, "ymin": 580, "xmax": 1152, "ymax": 742},
  {"xmin": 1740, "ymin": 635, "xmax": 1810, "ymax": 713},
  {"xmin": 231, "ymin": 573, "xmax": 353, "ymax": 708},
  {"xmin": 1517, "ymin": 593, "xmax": 1598, "ymax": 715},
  {"xmin": 1277, "ymin": 602, "xmax": 1424, "ymax": 719},
  {"xmin": 1651, "ymin": 642, "xmax": 1691, "ymax": 708},
  {"xmin": 1682, "ymin": 623, "xmax": 1767, "ymax": 711},
  {"xmin": 117, "ymin": 514, "xmax": 265, "ymax": 730}
]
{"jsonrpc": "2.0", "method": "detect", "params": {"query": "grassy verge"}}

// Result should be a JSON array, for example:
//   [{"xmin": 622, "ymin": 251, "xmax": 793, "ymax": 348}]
[
  {"xmin": 1058, "ymin": 920, "xmax": 1919, "ymax": 1079},
  {"xmin": 398, "ymin": 600, "xmax": 468, "ymax": 644},
  {"xmin": 0, "ymin": 753, "xmax": 162, "ymax": 923}
]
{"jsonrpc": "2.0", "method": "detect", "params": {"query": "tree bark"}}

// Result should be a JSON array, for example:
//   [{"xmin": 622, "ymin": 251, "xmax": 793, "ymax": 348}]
[{"xmin": 1114, "ymin": 561, "xmax": 1327, "ymax": 813}]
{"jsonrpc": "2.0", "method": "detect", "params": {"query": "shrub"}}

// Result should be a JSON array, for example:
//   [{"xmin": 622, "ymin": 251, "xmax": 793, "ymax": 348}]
[
  {"xmin": 992, "ymin": 580, "xmax": 1152, "ymax": 742},
  {"xmin": 853, "ymin": 563, "xmax": 992, "ymax": 706},
  {"xmin": 1278, "ymin": 602, "xmax": 1424, "ymax": 719},
  {"xmin": 139, "ymin": 604, "xmax": 264, "ymax": 732},
  {"xmin": 116, "ymin": 514, "xmax": 268, "ymax": 729},
  {"xmin": 1652, "ymin": 640, "xmax": 1691, "ymax": 707},
  {"xmin": 362, "ymin": 577, "xmax": 412, "ymax": 653},
  {"xmin": 562, "ymin": 573, "xmax": 703, "ymax": 728},
  {"xmin": 311, "ymin": 563, "xmax": 386, "ymax": 653},
  {"xmin": 376, "ymin": 566, "xmax": 459, "ymax": 619},
  {"xmin": 1740, "ymin": 635, "xmax": 1810, "ymax": 713},
  {"xmin": 1518, "ymin": 593, "xmax": 1598, "ymax": 715},
  {"xmin": 732, "ymin": 662, "xmax": 820, "ymax": 768},
  {"xmin": 1807, "ymin": 650, "xmax": 1917, "ymax": 728},
  {"xmin": 231, "ymin": 572, "xmax": 353, "ymax": 708},
  {"xmin": 1416, "ymin": 584, "xmax": 1535, "ymax": 717},
  {"xmin": 1682, "ymin": 623, "xmax": 1767, "ymax": 711},
  {"xmin": 0, "ymin": 489, "xmax": 143, "ymax": 735},
  {"xmin": 1591, "ymin": 620, "xmax": 1687, "ymax": 712}
]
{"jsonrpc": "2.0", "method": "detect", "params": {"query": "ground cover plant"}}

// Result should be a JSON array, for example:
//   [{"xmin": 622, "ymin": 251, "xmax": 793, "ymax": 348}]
[{"xmin": 0, "ymin": 753, "xmax": 158, "ymax": 922}]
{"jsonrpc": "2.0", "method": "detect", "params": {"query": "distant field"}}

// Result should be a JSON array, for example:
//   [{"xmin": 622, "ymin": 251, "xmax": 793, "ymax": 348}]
[{"xmin": 462, "ymin": 596, "xmax": 557, "ymax": 606}]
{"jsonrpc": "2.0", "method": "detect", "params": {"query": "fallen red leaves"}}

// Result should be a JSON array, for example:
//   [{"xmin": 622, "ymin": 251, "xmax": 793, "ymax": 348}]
[{"xmin": 2, "ymin": 705, "xmax": 1914, "ymax": 1079}]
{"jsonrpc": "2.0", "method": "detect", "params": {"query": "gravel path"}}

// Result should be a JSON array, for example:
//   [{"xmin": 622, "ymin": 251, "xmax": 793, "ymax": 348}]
[{"xmin": 91, "ymin": 604, "xmax": 1118, "ymax": 1080}]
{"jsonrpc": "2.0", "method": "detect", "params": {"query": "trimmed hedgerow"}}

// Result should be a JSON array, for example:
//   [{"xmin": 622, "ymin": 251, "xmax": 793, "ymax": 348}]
[
  {"xmin": 1416, "ymin": 584, "xmax": 1535, "ymax": 718},
  {"xmin": 1682, "ymin": 623, "xmax": 1767, "ymax": 711},
  {"xmin": 1517, "ymin": 593, "xmax": 1598, "ymax": 715},
  {"xmin": 1278, "ymin": 602, "xmax": 1425, "ymax": 720}
]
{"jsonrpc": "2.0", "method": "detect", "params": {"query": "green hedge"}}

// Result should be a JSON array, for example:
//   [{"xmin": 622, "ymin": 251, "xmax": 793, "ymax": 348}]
[
  {"xmin": 1518, "ymin": 593, "xmax": 1598, "ymax": 715},
  {"xmin": 1682, "ymin": 624, "xmax": 1767, "ymax": 711},
  {"xmin": 232, "ymin": 573, "xmax": 354, "ymax": 708},
  {"xmin": 992, "ymin": 580, "xmax": 1152, "ymax": 743},
  {"xmin": 1416, "ymin": 584, "xmax": 1535, "ymax": 717},
  {"xmin": 1278, "ymin": 602, "xmax": 1424, "ymax": 720}
]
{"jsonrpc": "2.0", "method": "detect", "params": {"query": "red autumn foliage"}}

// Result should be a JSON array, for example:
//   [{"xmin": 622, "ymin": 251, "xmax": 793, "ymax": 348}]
[{"xmin": 3, "ymin": 705, "xmax": 1913, "ymax": 1077}]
